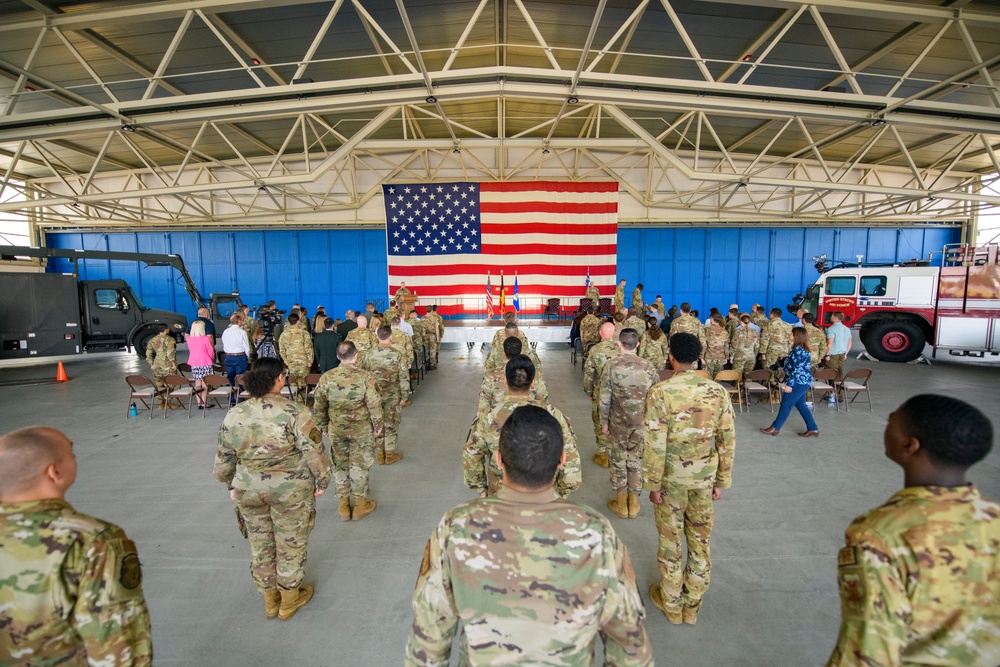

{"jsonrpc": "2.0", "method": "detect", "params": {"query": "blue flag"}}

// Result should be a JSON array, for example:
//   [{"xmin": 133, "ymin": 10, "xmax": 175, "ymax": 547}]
[{"xmin": 513, "ymin": 274, "xmax": 520, "ymax": 312}]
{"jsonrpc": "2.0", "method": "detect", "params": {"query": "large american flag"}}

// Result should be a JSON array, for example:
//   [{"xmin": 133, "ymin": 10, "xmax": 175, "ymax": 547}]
[{"xmin": 383, "ymin": 181, "xmax": 618, "ymax": 305}]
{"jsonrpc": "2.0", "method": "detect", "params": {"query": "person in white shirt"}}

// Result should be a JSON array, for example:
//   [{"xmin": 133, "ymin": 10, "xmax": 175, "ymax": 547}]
[{"xmin": 221, "ymin": 312, "xmax": 251, "ymax": 405}]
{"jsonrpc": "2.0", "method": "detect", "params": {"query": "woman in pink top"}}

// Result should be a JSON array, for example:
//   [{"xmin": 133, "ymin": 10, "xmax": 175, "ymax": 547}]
[{"xmin": 186, "ymin": 320, "xmax": 216, "ymax": 408}]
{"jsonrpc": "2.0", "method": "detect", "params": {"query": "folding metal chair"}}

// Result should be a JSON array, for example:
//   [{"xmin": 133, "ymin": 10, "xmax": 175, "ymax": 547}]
[
  {"xmin": 163, "ymin": 374, "xmax": 196, "ymax": 418},
  {"xmin": 304, "ymin": 373, "xmax": 322, "ymax": 406},
  {"xmin": 837, "ymin": 368, "xmax": 873, "ymax": 412},
  {"xmin": 743, "ymin": 369, "xmax": 774, "ymax": 413},
  {"xmin": 714, "ymin": 369, "xmax": 744, "ymax": 413},
  {"xmin": 125, "ymin": 375, "xmax": 163, "ymax": 420},
  {"xmin": 811, "ymin": 369, "xmax": 839, "ymax": 411},
  {"xmin": 657, "ymin": 369, "xmax": 675, "ymax": 383},
  {"xmin": 692, "ymin": 369, "xmax": 712, "ymax": 379},
  {"xmin": 203, "ymin": 374, "xmax": 234, "ymax": 414},
  {"xmin": 571, "ymin": 337, "xmax": 583, "ymax": 365}
]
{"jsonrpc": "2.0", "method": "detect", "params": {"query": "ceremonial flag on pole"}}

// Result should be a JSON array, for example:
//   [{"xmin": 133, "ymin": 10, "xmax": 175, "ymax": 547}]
[
  {"xmin": 382, "ymin": 182, "xmax": 618, "ymax": 305},
  {"xmin": 513, "ymin": 274, "xmax": 520, "ymax": 312},
  {"xmin": 585, "ymin": 267, "xmax": 591, "ymax": 288},
  {"xmin": 485, "ymin": 273, "xmax": 494, "ymax": 318},
  {"xmin": 499, "ymin": 271, "xmax": 506, "ymax": 312}
]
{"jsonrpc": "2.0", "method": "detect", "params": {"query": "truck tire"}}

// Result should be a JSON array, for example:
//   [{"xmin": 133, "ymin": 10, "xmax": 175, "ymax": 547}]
[
  {"xmin": 865, "ymin": 320, "xmax": 925, "ymax": 363},
  {"xmin": 134, "ymin": 329, "xmax": 158, "ymax": 359}
]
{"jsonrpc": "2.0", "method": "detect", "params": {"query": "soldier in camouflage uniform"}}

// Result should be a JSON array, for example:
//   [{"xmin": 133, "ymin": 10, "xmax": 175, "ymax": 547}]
[
  {"xmin": 639, "ymin": 317, "xmax": 670, "ymax": 370},
  {"xmin": 0, "ymin": 426, "xmax": 153, "ymax": 664},
  {"xmin": 214, "ymin": 358, "xmax": 331, "ymax": 620},
  {"xmin": 828, "ymin": 395, "xmax": 1000, "ymax": 667},
  {"xmin": 643, "ymin": 332, "xmax": 736, "ymax": 625},
  {"xmin": 631, "ymin": 283, "xmax": 645, "ymax": 313},
  {"xmin": 409, "ymin": 406, "xmax": 653, "ymax": 666},
  {"xmin": 383, "ymin": 300, "xmax": 400, "ymax": 324},
  {"xmin": 760, "ymin": 308, "xmax": 794, "ymax": 382},
  {"xmin": 389, "ymin": 317, "xmax": 414, "ymax": 370},
  {"xmin": 346, "ymin": 314, "xmax": 378, "ymax": 354},
  {"xmin": 579, "ymin": 307, "xmax": 601, "ymax": 355},
  {"xmin": 614, "ymin": 278, "xmax": 626, "ymax": 314},
  {"xmin": 145, "ymin": 323, "xmax": 177, "ymax": 406},
  {"xmin": 611, "ymin": 310, "xmax": 626, "ymax": 340},
  {"xmin": 599, "ymin": 329, "xmax": 658, "ymax": 519},
  {"xmin": 394, "ymin": 282, "xmax": 412, "ymax": 301},
  {"xmin": 730, "ymin": 314, "xmax": 760, "ymax": 376},
  {"xmin": 751, "ymin": 305, "xmax": 769, "ymax": 333},
  {"xmin": 359, "ymin": 326, "xmax": 409, "ymax": 465},
  {"xmin": 669, "ymin": 303, "xmax": 706, "ymax": 365},
  {"xmin": 585, "ymin": 282, "xmax": 600, "ymax": 305},
  {"xmin": 278, "ymin": 312, "xmax": 314, "ymax": 402},
  {"xmin": 802, "ymin": 312, "xmax": 828, "ymax": 374},
  {"xmin": 477, "ymin": 336, "xmax": 548, "ymax": 419},
  {"xmin": 623, "ymin": 306, "xmax": 647, "ymax": 334},
  {"xmin": 583, "ymin": 322, "xmax": 621, "ymax": 468},
  {"xmin": 313, "ymin": 342, "xmax": 383, "ymax": 522},
  {"xmin": 406, "ymin": 311, "xmax": 428, "ymax": 371},
  {"xmin": 704, "ymin": 314, "xmax": 731, "ymax": 379},
  {"xmin": 725, "ymin": 307, "xmax": 741, "ymax": 339},
  {"xmin": 422, "ymin": 306, "xmax": 443, "ymax": 369},
  {"xmin": 241, "ymin": 305, "xmax": 258, "ymax": 363},
  {"xmin": 484, "ymin": 322, "xmax": 531, "ymax": 372},
  {"xmin": 465, "ymin": 355, "xmax": 581, "ymax": 499}
]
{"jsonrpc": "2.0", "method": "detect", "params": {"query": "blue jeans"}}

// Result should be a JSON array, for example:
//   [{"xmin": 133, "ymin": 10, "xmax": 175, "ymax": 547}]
[
  {"xmin": 225, "ymin": 353, "xmax": 248, "ymax": 404},
  {"xmin": 771, "ymin": 383, "xmax": 818, "ymax": 432}
]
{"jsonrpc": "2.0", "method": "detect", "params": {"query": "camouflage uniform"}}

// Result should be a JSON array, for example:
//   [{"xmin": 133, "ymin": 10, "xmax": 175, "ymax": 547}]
[
  {"xmin": 390, "ymin": 329, "xmax": 414, "ymax": 371},
  {"xmin": 725, "ymin": 316, "xmax": 739, "ymax": 340},
  {"xmin": 704, "ymin": 326, "xmax": 730, "ymax": 379},
  {"xmin": 806, "ymin": 324, "xmax": 828, "ymax": 374},
  {"xmin": 476, "ymin": 362, "xmax": 549, "ymax": 420},
  {"xmin": 0, "ymin": 499, "xmax": 153, "ymax": 666},
  {"xmin": 827, "ymin": 484, "xmax": 1000, "ymax": 667},
  {"xmin": 669, "ymin": 314, "xmax": 707, "ymax": 354},
  {"xmin": 579, "ymin": 314, "xmax": 602, "ymax": 352},
  {"xmin": 359, "ymin": 345, "xmax": 409, "ymax": 456},
  {"xmin": 394, "ymin": 286, "xmax": 412, "ymax": 301},
  {"xmin": 652, "ymin": 301, "xmax": 666, "ymax": 317},
  {"xmin": 760, "ymin": 318, "xmax": 793, "ymax": 382},
  {"xmin": 583, "ymin": 339, "xmax": 621, "ymax": 456},
  {"xmin": 751, "ymin": 312, "xmax": 769, "ymax": 332},
  {"xmin": 346, "ymin": 325, "xmax": 378, "ymax": 354},
  {"xmin": 638, "ymin": 331, "xmax": 669, "ymax": 370},
  {"xmin": 730, "ymin": 324, "xmax": 760, "ymax": 376},
  {"xmin": 642, "ymin": 371, "xmax": 736, "ymax": 616},
  {"xmin": 585, "ymin": 284, "xmax": 600, "ymax": 304},
  {"xmin": 383, "ymin": 306, "xmax": 400, "ymax": 323},
  {"xmin": 631, "ymin": 287, "xmax": 645, "ymax": 312},
  {"xmin": 614, "ymin": 283, "xmax": 626, "ymax": 314},
  {"xmin": 313, "ymin": 364, "xmax": 383, "ymax": 499},
  {"xmin": 484, "ymin": 331, "xmax": 531, "ymax": 372},
  {"xmin": 599, "ymin": 354, "xmax": 658, "ymax": 495},
  {"xmin": 242, "ymin": 315, "xmax": 258, "ymax": 362},
  {"xmin": 464, "ymin": 395, "xmax": 582, "ymax": 499},
  {"xmin": 405, "ymin": 487, "xmax": 653, "ymax": 666},
  {"xmin": 145, "ymin": 330, "xmax": 177, "ymax": 401},
  {"xmin": 623, "ymin": 315, "xmax": 647, "ymax": 334},
  {"xmin": 215, "ymin": 396, "xmax": 331, "ymax": 593},
  {"xmin": 278, "ymin": 326, "xmax": 314, "ymax": 402},
  {"xmin": 423, "ymin": 312, "xmax": 443, "ymax": 366},
  {"xmin": 408, "ymin": 320, "xmax": 426, "ymax": 367}
]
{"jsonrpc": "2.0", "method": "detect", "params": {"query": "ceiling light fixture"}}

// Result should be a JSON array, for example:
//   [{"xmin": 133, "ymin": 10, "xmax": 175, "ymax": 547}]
[
  {"xmin": 542, "ymin": 147, "xmax": 550, "ymax": 155},
  {"xmin": 425, "ymin": 95, "xmax": 437, "ymax": 104},
  {"xmin": 870, "ymin": 116, "xmax": 887, "ymax": 127},
  {"xmin": 568, "ymin": 96, "xmax": 579, "ymax": 104},
  {"xmin": 120, "ymin": 123, "xmax": 136, "ymax": 133}
]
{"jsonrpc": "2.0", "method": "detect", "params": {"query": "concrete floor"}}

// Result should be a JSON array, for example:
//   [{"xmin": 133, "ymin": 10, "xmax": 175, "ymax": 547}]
[{"xmin": 1, "ymin": 339, "xmax": 998, "ymax": 666}]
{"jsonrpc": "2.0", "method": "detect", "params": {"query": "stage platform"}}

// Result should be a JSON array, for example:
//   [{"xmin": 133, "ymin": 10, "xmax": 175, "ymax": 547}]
[{"xmin": 443, "ymin": 319, "xmax": 571, "ymax": 348}]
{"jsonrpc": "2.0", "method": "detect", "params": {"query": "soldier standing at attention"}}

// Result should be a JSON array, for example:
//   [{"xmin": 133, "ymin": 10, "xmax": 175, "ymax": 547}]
[
  {"xmin": 623, "ymin": 306, "xmax": 648, "ymax": 334},
  {"xmin": 584, "ymin": 322, "xmax": 621, "ymax": 468},
  {"xmin": 484, "ymin": 322, "xmax": 531, "ymax": 372},
  {"xmin": 215, "ymin": 358, "xmax": 331, "ymax": 621},
  {"xmin": 346, "ymin": 314, "xmax": 378, "ymax": 354},
  {"xmin": 383, "ymin": 300, "xmax": 400, "ymax": 324},
  {"xmin": 802, "ymin": 312, "xmax": 828, "ymax": 375},
  {"xmin": 579, "ymin": 307, "xmax": 602, "ymax": 355},
  {"xmin": 751, "ymin": 305, "xmax": 769, "ymax": 333},
  {"xmin": 643, "ymin": 332, "xmax": 736, "ymax": 625},
  {"xmin": 359, "ymin": 326, "xmax": 409, "ymax": 465},
  {"xmin": 614, "ymin": 278, "xmax": 627, "ymax": 314},
  {"xmin": 423, "ymin": 306, "xmax": 443, "ymax": 369},
  {"xmin": 669, "ymin": 303, "xmax": 706, "ymax": 365},
  {"xmin": 827, "ymin": 395, "xmax": 1000, "ymax": 667},
  {"xmin": 409, "ymin": 405, "xmax": 652, "ymax": 666},
  {"xmin": 145, "ymin": 322, "xmax": 177, "ymax": 405},
  {"xmin": 759, "ymin": 308, "xmax": 793, "ymax": 382},
  {"xmin": 278, "ymin": 312, "xmax": 314, "ymax": 403},
  {"xmin": 600, "ymin": 328, "xmax": 658, "ymax": 519},
  {"xmin": 465, "ymin": 355, "xmax": 581, "ymax": 499},
  {"xmin": 631, "ymin": 283, "xmax": 645, "ymax": 313},
  {"xmin": 638, "ymin": 316, "xmax": 669, "ymax": 370},
  {"xmin": 407, "ymin": 310, "xmax": 431, "ymax": 372},
  {"xmin": 730, "ymin": 314, "xmax": 760, "ymax": 377},
  {"xmin": 313, "ymin": 342, "xmax": 383, "ymax": 522},
  {"xmin": 0, "ymin": 426, "xmax": 153, "ymax": 664},
  {"xmin": 241, "ymin": 305, "xmax": 258, "ymax": 363},
  {"xmin": 477, "ymin": 336, "xmax": 548, "ymax": 420},
  {"xmin": 704, "ymin": 313, "xmax": 731, "ymax": 379},
  {"xmin": 389, "ymin": 317, "xmax": 414, "ymax": 370},
  {"xmin": 585, "ymin": 280, "xmax": 600, "ymax": 305}
]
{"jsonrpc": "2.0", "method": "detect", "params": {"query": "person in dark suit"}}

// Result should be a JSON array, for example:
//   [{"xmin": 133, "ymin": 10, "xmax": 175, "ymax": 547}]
[
  {"xmin": 315, "ymin": 318, "xmax": 343, "ymax": 373},
  {"xmin": 336, "ymin": 310, "xmax": 358, "ymax": 340}
]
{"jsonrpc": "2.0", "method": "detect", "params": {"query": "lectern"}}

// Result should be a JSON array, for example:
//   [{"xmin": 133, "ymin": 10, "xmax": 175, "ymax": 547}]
[{"xmin": 400, "ymin": 294, "xmax": 418, "ymax": 319}]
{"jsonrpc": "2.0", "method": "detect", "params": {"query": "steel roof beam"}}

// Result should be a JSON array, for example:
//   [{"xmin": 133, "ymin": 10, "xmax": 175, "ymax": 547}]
[{"xmin": 698, "ymin": 0, "xmax": 1000, "ymax": 27}]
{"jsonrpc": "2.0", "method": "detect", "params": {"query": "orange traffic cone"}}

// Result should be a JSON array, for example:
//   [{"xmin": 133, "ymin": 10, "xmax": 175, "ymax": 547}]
[{"xmin": 56, "ymin": 362, "xmax": 70, "ymax": 382}]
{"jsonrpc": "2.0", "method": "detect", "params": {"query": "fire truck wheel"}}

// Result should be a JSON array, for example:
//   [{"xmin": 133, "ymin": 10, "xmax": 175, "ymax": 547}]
[{"xmin": 866, "ymin": 320, "xmax": 925, "ymax": 363}]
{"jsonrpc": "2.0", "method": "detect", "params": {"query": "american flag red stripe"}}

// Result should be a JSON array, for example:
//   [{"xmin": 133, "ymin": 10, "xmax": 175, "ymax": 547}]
[{"xmin": 385, "ymin": 181, "xmax": 618, "ymax": 307}]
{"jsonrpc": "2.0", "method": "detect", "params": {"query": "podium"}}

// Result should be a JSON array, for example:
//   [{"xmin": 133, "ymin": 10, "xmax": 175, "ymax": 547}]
[{"xmin": 399, "ymin": 294, "xmax": 418, "ymax": 319}]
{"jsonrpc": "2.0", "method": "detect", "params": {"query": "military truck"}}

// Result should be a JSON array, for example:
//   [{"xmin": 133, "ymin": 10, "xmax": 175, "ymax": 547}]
[{"xmin": 0, "ymin": 246, "xmax": 244, "ymax": 360}]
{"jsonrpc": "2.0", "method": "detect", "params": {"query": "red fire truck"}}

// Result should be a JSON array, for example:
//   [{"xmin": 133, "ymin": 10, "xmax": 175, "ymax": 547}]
[{"xmin": 789, "ymin": 243, "xmax": 1000, "ymax": 362}]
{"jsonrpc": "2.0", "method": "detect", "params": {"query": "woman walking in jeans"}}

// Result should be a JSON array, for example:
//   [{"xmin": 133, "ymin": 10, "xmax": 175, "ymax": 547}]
[{"xmin": 759, "ymin": 327, "xmax": 819, "ymax": 437}]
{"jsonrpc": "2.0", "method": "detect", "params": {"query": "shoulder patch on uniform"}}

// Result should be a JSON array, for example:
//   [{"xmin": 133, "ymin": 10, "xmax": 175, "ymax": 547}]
[
  {"xmin": 837, "ymin": 545, "xmax": 858, "ymax": 568},
  {"xmin": 120, "ymin": 551, "xmax": 142, "ymax": 589},
  {"xmin": 418, "ymin": 539, "xmax": 432, "ymax": 581}
]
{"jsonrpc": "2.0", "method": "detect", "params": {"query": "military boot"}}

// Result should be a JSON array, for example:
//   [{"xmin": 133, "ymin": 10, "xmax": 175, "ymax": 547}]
[
  {"xmin": 648, "ymin": 584, "xmax": 682, "ymax": 625},
  {"xmin": 264, "ymin": 589, "xmax": 280, "ymax": 619},
  {"xmin": 627, "ymin": 492, "xmax": 640, "ymax": 518},
  {"xmin": 277, "ymin": 584, "xmax": 314, "ymax": 621},
  {"xmin": 376, "ymin": 449, "xmax": 385, "ymax": 464},
  {"xmin": 607, "ymin": 491, "xmax": 628, "ymax": 518},
  {"xmin": 352, "ymin": 496, "xmax": 377, "ymax": 521},
  {"xmin": 338, "ymin": 497, "xmax": 351, "ymax": 521},
  {"xmin": 592, "ymin": 451, "xmax": 609, "ymax": 468},
  {"xmin": 384, "ymin": 451, "xmax": 404, "ymax": 465},
  {"xmin": 682, "ymin": 606, "xmax": 699, "ymax": 625}
]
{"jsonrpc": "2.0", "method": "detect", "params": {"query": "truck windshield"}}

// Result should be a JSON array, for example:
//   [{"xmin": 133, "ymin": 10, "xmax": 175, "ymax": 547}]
[
  {"xmin": 802, "ymin": 284, "xmax": 820, "ymax": 315},
  {"xmin": 128, "ymin": 290, "xmax": 148, "ymax": 310}
]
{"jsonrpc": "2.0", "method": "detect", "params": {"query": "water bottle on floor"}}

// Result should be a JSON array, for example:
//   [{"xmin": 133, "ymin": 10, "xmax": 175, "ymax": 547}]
[{"xmin": 130, "ymin": 402, "xmax": 138, "ymax": 418}]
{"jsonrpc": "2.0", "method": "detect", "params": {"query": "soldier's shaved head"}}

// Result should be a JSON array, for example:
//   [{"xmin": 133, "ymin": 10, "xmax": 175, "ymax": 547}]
[
  {"xmin": 0, "ymin": 427, "xmax": 73, "ymax": 500},
  {"xmin": 599, "ymin": 322, "xmax": 615, "ymax": 340},
  {"xmin": 499, "ymin": 405, "xmax": 564, "ymax": 489},
  {"xmin": 356, "ymin": 315, "xmax": 368, "ymax": 328}
]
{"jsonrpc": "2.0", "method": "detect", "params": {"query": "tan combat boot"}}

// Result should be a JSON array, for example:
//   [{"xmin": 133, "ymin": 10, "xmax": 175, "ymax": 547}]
[
  {"xmin": 352, "ymin": 496, "xmax": 377, "ymax": 521},
  {"xmin": 264, "ymin": 589, "xmax": 280, "ymax": 619},
  {"xmin": 592, "ymin": 451, "xmax": 609, "ymax": 468},
  {"xmin": 277, "ymin": 585, "xmax": 314, "ymax": 621},
  {"xmin": 627, "ymin": 492, "xmax": 640, "ymax": 519},
  {"xmin": 607, "ymin": 491, "xmax": 629, "ymax": 518},
  {"xmin": 376, "ymin": 449, "xmax": 385, "ymax": 464},
  {"xmin": 682, "ymin": 606, "xmax": 699, "ymax": 625},
  {"xmin": 338, "ymin": 497, "xmax": 351, "ymax": 521},
  {"xmin": 384, "ymin": 451, "xmax": 404, "ymax": 465},
  {"xmin": 648, "ymin": 584, "xmax": 682, "ymax": 625}
]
